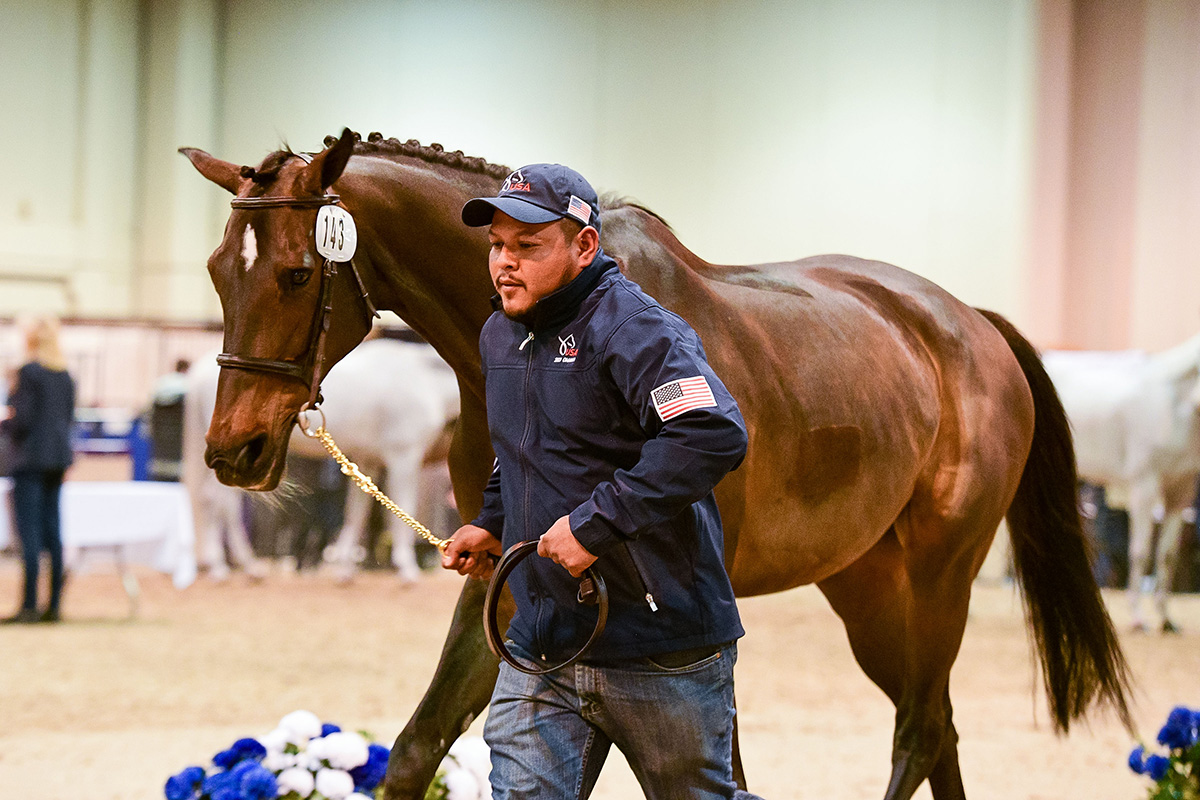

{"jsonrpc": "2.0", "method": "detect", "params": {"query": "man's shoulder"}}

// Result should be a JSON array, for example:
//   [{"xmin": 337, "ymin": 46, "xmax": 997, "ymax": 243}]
[
  {"xmin": 593, "ymin": 273, "xmax": 697, "ymax": 340},
  {"xmin": 592, "ymin": 272, "xmax": 672, "ymax": 327}
]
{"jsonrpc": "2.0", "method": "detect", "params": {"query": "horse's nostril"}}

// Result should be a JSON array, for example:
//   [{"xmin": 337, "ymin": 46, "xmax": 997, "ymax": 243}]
[
  {"xmin": 235, "ymin": 434, "xmax": 268, "ymax": 473},
  {"xmin": 204, "ymin": 446, "xmax": 225, "ymax": 471}
]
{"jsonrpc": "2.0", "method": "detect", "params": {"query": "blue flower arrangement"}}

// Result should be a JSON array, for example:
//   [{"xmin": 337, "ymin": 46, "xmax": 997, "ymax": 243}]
[
  {"xmin": 1128, "ymin": 705, "xmax": 1200, "ymax": 799},
  {"xmin": 165, "ymin": 710, "xmax": 491, "ymax": 800},
  {"xmin": 164, "ymin": 711, "xmax": 388, "ymax": 800}
]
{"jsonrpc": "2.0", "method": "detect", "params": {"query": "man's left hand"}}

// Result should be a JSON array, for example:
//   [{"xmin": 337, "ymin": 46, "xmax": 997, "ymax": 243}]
[{"xmin": 538, "ymin": 516, "xmax": 597, "ymax": 578}]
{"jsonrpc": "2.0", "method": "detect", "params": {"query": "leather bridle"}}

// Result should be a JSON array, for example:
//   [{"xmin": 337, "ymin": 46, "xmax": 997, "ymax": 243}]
[{"xmin": 217, "ymin": 185, "xmax": 379, "ymax": 411}]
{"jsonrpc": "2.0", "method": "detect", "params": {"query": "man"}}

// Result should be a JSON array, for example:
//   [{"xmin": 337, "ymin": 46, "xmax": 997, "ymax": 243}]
[{"xmin": 442, "ymin": 163, "xmax": 761, "ymax": 799}]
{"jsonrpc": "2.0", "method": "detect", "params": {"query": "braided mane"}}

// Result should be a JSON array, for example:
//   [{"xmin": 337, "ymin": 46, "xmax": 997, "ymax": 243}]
[
  {"xmin": 306, "ymin": 132, "xmax": 664, "ymax": 225},
  {"xmin": 324, "ymin": 131, "xmax": 511, "ymax": 180}
]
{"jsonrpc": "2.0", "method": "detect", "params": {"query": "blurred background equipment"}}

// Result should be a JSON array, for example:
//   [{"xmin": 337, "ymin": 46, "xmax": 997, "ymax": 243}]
[{"xmin": 145, "ymin": 358, "xmax": 192, "ymax": 482}]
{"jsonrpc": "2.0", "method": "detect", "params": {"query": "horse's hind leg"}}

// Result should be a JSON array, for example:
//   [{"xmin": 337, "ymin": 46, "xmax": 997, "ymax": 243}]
[
  {"xmin": 1125, "ymin": 478, "xmax": 1160, "ymax": 630},
  {"xmin": 386, "ymin": 450, "xmax": 425, "ymax": 583},
  {"xmin": 818, "ymin": 527, "xmax": 968, "ymax": 800},
  {"xmin": 1153, "ymin": 511, "xmax": 1185, "ymax": 632}
]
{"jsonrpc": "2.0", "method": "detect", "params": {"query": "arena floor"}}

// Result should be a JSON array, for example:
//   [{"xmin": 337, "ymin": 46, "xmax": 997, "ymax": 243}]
[{"xmin": 0, "ymin": 560, "xmax": 1195, "ymax": 800}]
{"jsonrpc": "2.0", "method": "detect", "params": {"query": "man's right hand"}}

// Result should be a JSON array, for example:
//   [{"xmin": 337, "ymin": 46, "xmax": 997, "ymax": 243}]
[{"xmin": 441, "ymin": 524, "xmax": 502, "ymax": 580}]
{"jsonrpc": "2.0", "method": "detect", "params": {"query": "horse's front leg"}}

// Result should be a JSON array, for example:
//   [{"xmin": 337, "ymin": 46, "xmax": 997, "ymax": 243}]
[
  {"xmin": 327, "ymin": 472, "xmax": 375, "ymax": 582},
  {"xmin": 382, "ymin": 577, "xmax": 502, "ymax": 799}
]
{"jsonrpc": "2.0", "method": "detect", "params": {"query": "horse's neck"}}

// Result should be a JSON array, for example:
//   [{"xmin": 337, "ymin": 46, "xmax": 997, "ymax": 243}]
[{"xmin": 339, "ymin": 158, "xmax": 497, "ymax": 400}]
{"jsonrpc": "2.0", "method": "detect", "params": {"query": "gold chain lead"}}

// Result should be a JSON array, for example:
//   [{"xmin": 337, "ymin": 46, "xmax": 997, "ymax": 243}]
[{"xmin": 312, "ymin": 426, "xmax": 451, "ymax": 553}]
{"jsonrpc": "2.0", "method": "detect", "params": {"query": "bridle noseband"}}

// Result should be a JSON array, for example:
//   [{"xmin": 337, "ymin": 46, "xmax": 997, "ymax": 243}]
[{"xmin": 217, "ymin": 185, "xmax": 379, "ymax": 411}]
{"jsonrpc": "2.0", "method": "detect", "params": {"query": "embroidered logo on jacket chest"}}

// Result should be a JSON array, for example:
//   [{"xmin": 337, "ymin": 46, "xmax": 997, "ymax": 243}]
[{"xmin": 554, "ymin": 334, "xmax": 579, "ymax": 363}]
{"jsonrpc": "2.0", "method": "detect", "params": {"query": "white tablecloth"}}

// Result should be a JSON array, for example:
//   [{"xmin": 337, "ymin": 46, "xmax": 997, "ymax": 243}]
[{"xmin": 0, "ymin": 479, "xmax": 196, "ymax": 589}]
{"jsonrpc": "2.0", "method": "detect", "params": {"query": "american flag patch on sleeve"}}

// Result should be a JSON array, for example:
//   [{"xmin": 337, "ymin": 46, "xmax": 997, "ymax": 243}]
[{"xmin": 651, "ymin": 375, "xmax": 717, "ymax": 421}]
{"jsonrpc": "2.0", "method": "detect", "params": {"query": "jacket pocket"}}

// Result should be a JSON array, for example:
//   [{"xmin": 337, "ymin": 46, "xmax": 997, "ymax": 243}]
[{"xmin": 619, "ymin": 541, "xmax": 659, "ymax": 613}]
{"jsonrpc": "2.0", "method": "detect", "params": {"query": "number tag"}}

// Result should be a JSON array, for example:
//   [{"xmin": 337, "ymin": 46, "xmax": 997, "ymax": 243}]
[{"xmin": 315, "ymin": 205, "xmax": 357, "ymax": 262}]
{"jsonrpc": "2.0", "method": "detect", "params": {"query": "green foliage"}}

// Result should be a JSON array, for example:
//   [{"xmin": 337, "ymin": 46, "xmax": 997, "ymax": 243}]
[{"xmin": 422, "ymin": 767, "xmax": 449, "ymax": 800}]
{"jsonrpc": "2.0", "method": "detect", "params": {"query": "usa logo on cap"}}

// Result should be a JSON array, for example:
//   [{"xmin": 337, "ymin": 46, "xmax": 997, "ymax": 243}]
[{"xmin": 502, "ymin": 169, "xmax": 531, "ymax": 193}]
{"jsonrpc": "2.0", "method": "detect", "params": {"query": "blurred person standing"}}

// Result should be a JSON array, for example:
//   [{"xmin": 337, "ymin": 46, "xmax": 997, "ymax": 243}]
[{"xmin": 1, "ymin": 315, "xmax": 75, "ymax": 624}]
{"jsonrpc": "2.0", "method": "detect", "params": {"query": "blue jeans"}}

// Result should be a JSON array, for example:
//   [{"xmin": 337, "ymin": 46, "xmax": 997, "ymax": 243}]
[
  {"xmin": 12, "ymin": 470, "xmax": 65, "ymax": 613},
  {"xmin": 484, "ymin": 641, "xmax": 764, "ymax": 800}
]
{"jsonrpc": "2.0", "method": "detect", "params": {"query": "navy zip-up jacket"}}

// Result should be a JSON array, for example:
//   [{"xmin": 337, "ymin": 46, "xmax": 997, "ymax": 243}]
[{"xmin": 472, "ymin": 251, "xmax": 748, "ymax": 662}]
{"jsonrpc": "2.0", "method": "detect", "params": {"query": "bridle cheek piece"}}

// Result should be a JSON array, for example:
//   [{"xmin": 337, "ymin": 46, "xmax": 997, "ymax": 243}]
[{"xmin": 217, "ymin": 191, "xmax": 379, "ymax": 412}]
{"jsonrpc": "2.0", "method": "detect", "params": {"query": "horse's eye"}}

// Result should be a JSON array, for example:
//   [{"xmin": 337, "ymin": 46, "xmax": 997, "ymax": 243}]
[{"xmin": 290, "ymin": 269, "xmax": 312, "ymax": 286}]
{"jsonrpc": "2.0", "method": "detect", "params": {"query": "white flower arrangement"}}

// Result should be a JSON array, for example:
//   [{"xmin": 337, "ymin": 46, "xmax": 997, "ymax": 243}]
[
  {"xmin": 424, "ymin": 735, "xmax": 492, "ymax": 800},
  {"xmin": 163, "ymin": 709, "xmax": 489, "ymax": 800}
]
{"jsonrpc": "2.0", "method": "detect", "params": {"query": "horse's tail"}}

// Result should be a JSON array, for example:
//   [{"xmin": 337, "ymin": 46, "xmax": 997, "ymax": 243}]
[{"xmin": 976, "ymin": 308, "xmax": 1134, "ymax": 734}]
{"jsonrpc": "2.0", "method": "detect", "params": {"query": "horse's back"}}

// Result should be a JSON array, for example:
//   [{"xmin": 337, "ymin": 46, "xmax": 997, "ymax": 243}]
[
  {"xmin": 1045, "ymin": 341, "xmax": 1200, "ymax": 500},
  {"xmin": 602, "ymin": 205, "xmax": 1033, "ymax": 590}
]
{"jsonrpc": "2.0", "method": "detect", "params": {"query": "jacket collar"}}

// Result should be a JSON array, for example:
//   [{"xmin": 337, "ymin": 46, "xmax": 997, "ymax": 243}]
[{"xmin": 490, "ymin": 249, "xmax": 620, "ymax": 334}]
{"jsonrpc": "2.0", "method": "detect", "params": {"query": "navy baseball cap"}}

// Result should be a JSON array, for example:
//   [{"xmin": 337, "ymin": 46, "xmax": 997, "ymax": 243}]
[{"xmin": 462, "ymin": 163, "xmax": 601, "ymax": 234}]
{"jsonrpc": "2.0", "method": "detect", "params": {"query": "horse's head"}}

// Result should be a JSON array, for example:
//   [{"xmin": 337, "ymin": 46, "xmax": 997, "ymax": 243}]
[{"xmin": 179, "ymin": 129, "xmax": 373, "ymax": 490}]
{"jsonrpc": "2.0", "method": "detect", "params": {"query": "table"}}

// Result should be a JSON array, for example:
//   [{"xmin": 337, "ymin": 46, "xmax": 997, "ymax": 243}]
[{"xmin": 0, "ymin": 479, "xmax": 196, "ymax": 612}]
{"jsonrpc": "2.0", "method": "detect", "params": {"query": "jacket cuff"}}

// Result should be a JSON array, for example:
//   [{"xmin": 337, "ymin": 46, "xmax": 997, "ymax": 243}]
[
  {"xmin": 470, "ymin": 510, "xmax": 505, "ymax": 539},
  {"xmin": 569, "ymin": 503, "xmax": 624, "ymax": 555}
]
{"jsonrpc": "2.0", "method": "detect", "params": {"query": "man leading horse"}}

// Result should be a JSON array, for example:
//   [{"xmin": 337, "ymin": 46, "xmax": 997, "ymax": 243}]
[{"xmin": 442, "ymin": 163, "xmax": 762, "ymax": 800}]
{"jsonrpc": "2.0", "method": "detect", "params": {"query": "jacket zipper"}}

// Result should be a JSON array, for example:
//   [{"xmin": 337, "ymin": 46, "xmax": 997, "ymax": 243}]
[
  {"xmin": 622, "ymin": 541, "xmax": 659, "ymax": 612},
  {"xmin": 517, "ymin": 330, "xmax": 546, "ymax": 656}
]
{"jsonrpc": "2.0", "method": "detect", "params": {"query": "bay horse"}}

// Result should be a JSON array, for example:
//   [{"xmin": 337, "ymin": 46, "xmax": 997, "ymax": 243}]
[{"xmin": 180, "ymin": 129, "xmax": 1132, "ymax": 800}]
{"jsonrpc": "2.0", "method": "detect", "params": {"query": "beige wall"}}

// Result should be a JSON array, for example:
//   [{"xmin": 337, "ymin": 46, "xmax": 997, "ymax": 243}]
[
  {"xmin": 1030, "ymin": 0, "xmax": 1200, "ymax": 352},
  {"xmin": 0, "ymin": 0, "xmax": 141, "ymax": 317},
  {"xmin": 1131, "ymin": 1, "xmax": 1200, "ymax": 352},
  {"xmin": 2, "ymin": 0, "xmax": 1195, "ymax": 351},
  {"xmin": 214, "ymin": 0, "xmax": 1038, "ymax": 322}
]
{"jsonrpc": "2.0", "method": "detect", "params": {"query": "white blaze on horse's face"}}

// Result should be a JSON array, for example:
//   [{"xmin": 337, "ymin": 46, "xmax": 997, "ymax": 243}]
[{"xmin": 241, "ymin": 224, "xmax": 258, "ymax": 271}]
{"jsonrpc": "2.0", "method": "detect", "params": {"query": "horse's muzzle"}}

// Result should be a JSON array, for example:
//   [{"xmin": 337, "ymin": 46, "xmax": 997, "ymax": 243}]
[{"xmin": 205, "ymin": 432, "xmax": 278, "ymax": 490}]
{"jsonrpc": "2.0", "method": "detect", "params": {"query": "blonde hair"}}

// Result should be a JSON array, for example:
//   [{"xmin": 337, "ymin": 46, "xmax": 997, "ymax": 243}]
[{"xmin": 20, "ymin": 314, "xmax": 67, "ymax": 371}]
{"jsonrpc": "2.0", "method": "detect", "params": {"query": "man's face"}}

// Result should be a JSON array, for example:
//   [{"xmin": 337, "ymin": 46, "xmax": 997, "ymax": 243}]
[{"xmin": 487, "ymin": 212, "xmax": 588, "ymax": 321}]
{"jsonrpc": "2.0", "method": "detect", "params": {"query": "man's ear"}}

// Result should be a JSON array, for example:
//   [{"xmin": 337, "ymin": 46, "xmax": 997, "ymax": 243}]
[{"xmin": 574, "ymin": 225, "xmax": 600, "ymax": 266}]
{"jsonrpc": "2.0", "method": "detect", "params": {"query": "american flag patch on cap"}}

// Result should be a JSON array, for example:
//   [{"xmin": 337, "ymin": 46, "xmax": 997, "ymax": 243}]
[
  {"xmin": 651, "ymin": 376, "xmax": 717, "ymax": 422},
  {"xmin": 566, "ymin": 195, "xmax": 592, "ymax": 225}
]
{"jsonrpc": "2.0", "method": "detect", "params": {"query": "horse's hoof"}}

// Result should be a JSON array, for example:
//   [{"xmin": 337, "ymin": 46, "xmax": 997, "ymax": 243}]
[
  {"xmin": 244, "ymin": 560, "xmax": 269, "ymax": 582},
  {"xmin": 1162, "ymin": 620, "xmax": 1180, "ymax": 635}
]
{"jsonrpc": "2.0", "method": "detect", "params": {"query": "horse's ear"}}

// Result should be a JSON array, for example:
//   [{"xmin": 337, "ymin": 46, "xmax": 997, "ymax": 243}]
[
  {"xmin": 301, "ymin": 128, "xmax": 356, "ymax": 194},
  {"xmin": 178, "ymin": 147, "xmax": 244, "ymax": 195}
]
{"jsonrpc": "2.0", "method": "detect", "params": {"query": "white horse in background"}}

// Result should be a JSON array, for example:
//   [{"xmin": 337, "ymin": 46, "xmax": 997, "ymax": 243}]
[
  {"xmin": 183, "ymin": 356, "xmax": 264, "ymax": 582},
  {"xmin": 1043, "ymin": 333, "xmax": 1200, "ymax": 632},
  {"xmin": 183, "ymin": 335, "xmax": 460, "ymax": 582}
]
